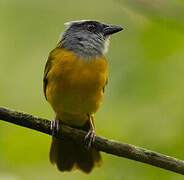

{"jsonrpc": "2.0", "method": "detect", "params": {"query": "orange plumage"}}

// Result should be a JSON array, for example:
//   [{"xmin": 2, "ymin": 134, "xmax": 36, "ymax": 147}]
[{"xmin": 45, "ymin": 48, "xmax": 108, "ymax": 127}]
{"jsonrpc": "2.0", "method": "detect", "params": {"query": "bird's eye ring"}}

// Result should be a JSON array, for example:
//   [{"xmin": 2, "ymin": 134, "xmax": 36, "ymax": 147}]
[{"xmin": 87, "ymin": 24, "xmax": 95, "ymax": 32}]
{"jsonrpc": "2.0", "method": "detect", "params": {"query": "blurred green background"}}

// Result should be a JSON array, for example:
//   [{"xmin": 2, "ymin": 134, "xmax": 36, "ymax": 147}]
[{"xmin": 1, "ymin": 0, "xmax": 184, "ymax": 179}]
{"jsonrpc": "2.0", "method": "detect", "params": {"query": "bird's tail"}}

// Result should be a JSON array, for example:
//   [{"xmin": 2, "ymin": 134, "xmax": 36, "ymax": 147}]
[{"xmin": 49, "ymin": 122, "xmax": 102, "ymax": 173}]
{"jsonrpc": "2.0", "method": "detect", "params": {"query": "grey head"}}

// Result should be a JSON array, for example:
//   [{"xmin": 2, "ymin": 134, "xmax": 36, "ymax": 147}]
[{"xmin": 58, "ymin": 20, "xmax": 123, "ymax": 60}]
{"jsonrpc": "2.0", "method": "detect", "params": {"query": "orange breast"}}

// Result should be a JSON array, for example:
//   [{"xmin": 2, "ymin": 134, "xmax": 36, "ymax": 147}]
[{"xmin": 46, "ymin": 49, "xmax": 108, "ymax": 126}]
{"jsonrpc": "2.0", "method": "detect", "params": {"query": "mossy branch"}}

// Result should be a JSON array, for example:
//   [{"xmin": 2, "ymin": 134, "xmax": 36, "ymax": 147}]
[{"xmin": 0, "ymin": 107, "xmax": 184, "ymax": 175}]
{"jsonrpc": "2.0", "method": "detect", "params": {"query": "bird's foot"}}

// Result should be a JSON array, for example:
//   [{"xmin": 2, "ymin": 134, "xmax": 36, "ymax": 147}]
[
  {"xmin": 50, "ymin": 114, "xmax": 59, "ymax": 137},
  {"xmin": 84, "ymin": 128, "xmax": 96, "ymax": 149},
  {"xmin": 84, "ymin": 114, "xmax": 96, "ymax": 149}
]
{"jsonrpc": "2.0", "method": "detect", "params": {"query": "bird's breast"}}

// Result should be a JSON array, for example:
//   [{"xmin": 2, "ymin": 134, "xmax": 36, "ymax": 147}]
[{"xmin": 46, "ymin": 49, "xmax": 108, "ymax": 126}]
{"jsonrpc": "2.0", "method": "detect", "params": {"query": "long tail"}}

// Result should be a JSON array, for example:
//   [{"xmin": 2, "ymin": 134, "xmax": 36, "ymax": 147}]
[{"xmin": 49, "ymin": 122, "xmax": 102, "ymax": 173}]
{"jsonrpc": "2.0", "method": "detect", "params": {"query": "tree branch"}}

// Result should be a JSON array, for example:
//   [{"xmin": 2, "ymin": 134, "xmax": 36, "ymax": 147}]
[{"xmin": 0, "ymin": 107, "xmax": 184, "ymax": 175}]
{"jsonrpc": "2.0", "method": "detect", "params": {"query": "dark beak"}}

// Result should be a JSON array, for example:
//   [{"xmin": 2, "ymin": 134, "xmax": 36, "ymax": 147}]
[{"xmin": 103, "ymin": 25, "xmax": 123, "ymax": 36}]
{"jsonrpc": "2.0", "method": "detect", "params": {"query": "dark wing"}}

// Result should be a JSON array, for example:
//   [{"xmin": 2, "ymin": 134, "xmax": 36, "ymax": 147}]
[
  {"xmin": 103, "ymin": 78, "xmax": 108, "ymax": 93},
  {"xmin": 43, "ymin": 55, "xmax": 53, "ymax": 100}
]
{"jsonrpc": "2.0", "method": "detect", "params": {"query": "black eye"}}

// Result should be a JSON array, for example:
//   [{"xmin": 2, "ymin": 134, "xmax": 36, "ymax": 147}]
[{"xmin": 87, "ymin": 24, "xmax": 95, "ymax": 32}]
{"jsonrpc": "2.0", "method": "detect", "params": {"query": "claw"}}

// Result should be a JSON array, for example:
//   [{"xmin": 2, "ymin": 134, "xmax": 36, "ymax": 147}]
[
  {"xmin": 84, "ymin": 114, "xmax": 96, "ymax": 149},
  {"xmin": 50, "ymin": 114, "xmax": 59, "ymax": 136},
  {"xmin": 84, "ymin": 129, "xmax": 95, "ymax": 149}
]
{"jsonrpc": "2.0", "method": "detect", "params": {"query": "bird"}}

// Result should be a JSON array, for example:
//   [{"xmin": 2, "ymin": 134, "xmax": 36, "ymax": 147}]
[{"xmin": 43, "ymin": 20, "xmax": 123, "ymax": 173}]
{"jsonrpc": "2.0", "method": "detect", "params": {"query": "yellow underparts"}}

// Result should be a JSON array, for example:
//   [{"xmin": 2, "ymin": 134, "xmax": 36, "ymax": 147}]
[{"xmin": 46, "ymin": 48, "xmax": 108, "ymax": 127}]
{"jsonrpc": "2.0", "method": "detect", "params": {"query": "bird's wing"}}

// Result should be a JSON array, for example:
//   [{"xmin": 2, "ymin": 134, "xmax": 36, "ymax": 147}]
[
  {"xmin": 103, "ymin": 78, "xmax": 108, "ymax": 93},
  {"xmin": 43, "ymin": 51, "xmax": 54, "ymax": 100}
]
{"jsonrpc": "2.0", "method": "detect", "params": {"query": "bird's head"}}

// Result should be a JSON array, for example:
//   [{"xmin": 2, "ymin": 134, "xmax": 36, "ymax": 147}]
[{"xmin": 58, "ymin": 20, "xmax": 123, "ymax": 60}]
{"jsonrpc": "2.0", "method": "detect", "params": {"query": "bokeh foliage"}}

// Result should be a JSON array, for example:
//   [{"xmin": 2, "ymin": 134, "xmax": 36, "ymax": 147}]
[{"xmin": 1, "ymin": 0, "xmax": 184, "ymax": 179}]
